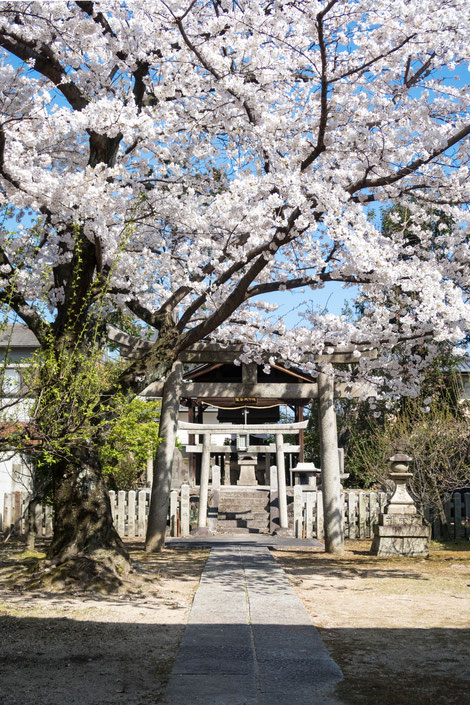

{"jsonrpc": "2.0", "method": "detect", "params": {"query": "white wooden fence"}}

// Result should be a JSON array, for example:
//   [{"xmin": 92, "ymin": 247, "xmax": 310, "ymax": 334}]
[
  {"xmin": 293, "ymin": 488, "xmax": 389, "ymax": 540},
  {"xmin": 3, "ymin": 487, "xmax": 470, "ymax": 541},
  {"xmin": 293, "ymin": 488, "xmax": 470, "ymax": 541},
  {"xmin": 2, "ymin": 485, "xmax": 191, "ymax": 539},
  {"xmin": 2, "ymin": 491, "xmax": 54, "ymax": 537}
]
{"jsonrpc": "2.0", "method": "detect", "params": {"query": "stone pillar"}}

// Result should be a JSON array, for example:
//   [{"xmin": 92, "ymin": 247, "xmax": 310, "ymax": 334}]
[
  {"xmin": 208, "ymin": 464, "xmax": 220, "ymax": 533},
  {"xmin": 269, "ymin": 464, "xmax": 279, "ymax": 533},
  {"xmin": 318, "ymin": 371, "xmax": 344, "ymax": 553},
  {"xmin": 146, "ymin": 455, "xmax": 154, "ymax": 486},
  {"xmin": 212, "ymin": 465, "xmax": 221, "ymax": 489},
  {"xmin": 294, "ymin": 484, "xmax": 303, "ymax": 538},
  {"xmin": 169, "ymin": 489, "xmax": 178, "ymax": 537},
  {"xmin": 180, "ymin": 484, "xmax": 190, "ymax": 537},
  {"xmin": 223, "ymin": 453, "xmax": 231, "ymax": 486},
  {"xmin": 146, "ymin": 360, "xmax": 184, "ymax": 552},
  {"xmin": 338, "ymin": 447, "xmax": 345, "ymax": 474},
  {"xmin": 276, "ymin": 433, "xmax": 289, "ymax": 532},
  {"xmin": 195, "ymin": 433, "xmax": 212, "ymax": 534}
]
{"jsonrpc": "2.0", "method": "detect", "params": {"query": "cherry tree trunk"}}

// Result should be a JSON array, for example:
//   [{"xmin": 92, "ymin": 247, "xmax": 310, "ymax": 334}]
[{"xmin": 47, "ymin": 443, "xmax": 129, "ymax": 574}]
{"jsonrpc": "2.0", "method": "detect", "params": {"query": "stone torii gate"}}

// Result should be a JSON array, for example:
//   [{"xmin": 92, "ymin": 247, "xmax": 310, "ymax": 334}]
[
  {"xmin": 108, "ymin": 326, "xmax": 375, "ymax": 554},
  {"xmin": 178, "ymin": 420, "xmax": 308, "ymax": 533},
  {"xmin": 149, "ymin": 360, "xmax": 372, "ymax": 554}
]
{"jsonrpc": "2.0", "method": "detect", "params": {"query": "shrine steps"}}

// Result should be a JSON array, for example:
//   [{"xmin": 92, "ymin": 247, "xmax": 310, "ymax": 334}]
[{"xmin": 215, "ymin": 487, "xmax": 270, "ymax": 534}]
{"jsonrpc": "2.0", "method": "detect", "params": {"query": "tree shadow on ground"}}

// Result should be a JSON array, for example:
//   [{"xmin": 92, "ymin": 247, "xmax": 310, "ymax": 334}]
[
  {"xmin": 0, "ymin": 538, "xmax": 208, "ymax": 600},
  {"xmin": 0, "ymin": 614, "xmax": 183, "ymax": 705},
  {"xmin": 431, "ymin": 539, "xmax": 470, "ymax": 552},
  {"xmin": 1, "ymin": 615, "xmax": 469, "ymax": 705},
  {"xmin": 272, "ymin": 547, "xmax": 429, "ymax": 582},
  {"xmin": 323, "ymin": 627, "xmax": 470, "ymax": 705}
]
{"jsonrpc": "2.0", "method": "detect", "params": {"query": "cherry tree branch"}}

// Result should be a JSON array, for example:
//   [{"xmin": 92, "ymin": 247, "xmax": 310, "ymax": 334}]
[
  {"xmin": 300, "ymin": 6, "xmax": 331, "ymax": 171},
  {"xmin": 0, "ymin": 28, "xmax": 89, "ymax": 111},
  {"xmin": 348, "ymin": 123, "xmax": 470, "ymax": 194},
  {"xmin": 244, "ymin": 271, "xmax": 374, "ymax": 299}
]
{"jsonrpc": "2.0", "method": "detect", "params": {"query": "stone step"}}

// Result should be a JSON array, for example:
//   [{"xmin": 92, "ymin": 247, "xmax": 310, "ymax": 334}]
[
  {"xmin": 215, "ymin": 488, "xmax": 271, "ymax": 535},
  {"xmin": 218, "ymin": 498, "xmax": 269, "ymax": 505},
  {"xmin": 219, "ymin": 511, "xmax": 268, "ymax": 521},
  {"xmin": 219, "ymin": 504, "xmax": 269, "ymax": 514},
  {"xmin": 216, "ymin": 527, "xmax": 270, "ymax": 535},
  {"xmin": 218, "ymin": 496, "xmax": 269, "ymax": 505},
  {"xmin": 219, "ymin": 490, "xmax": 270, "ymax": 497},
  {"xmin": 217, "ymin": 517, "xmax": 268, "ymax": 528},
  {"xmin": 218, "ymin": 512, "xmax": 268, "ymax": 520}
]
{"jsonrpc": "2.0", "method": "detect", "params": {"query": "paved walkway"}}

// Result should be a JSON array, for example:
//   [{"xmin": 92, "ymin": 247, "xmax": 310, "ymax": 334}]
[{"xmin": 162, "ymin": 544, "xmax": 344, "ymax": 705}]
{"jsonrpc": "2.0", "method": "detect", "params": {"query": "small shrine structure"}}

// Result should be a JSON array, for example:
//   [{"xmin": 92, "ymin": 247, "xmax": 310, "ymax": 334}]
[{"xmin": 180, "ymin": 360, "xmax": 314, "ymax": 487}]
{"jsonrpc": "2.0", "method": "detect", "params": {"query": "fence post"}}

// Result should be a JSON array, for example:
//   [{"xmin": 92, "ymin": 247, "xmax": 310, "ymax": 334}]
[
  {"xmin": 108, "ymin": 490, "xmax": 116, "ymax": 525},
  {"xmin": 208, "ymin": 465, "xmax": 220, "ymax": 533},
  {"xmin": 379, "ymin": 491, "xmax": 388, "ymax": 514},
  {"xmin": 269, "ymin": 465, "xmax": 279, "ymax": 533},
  {"xmin": 348, "ymin": 491, "xmax": 356, "ymax": 539},
  {"xmin": 306, "ymin": 491, "xmax": 314, "ymax": 539},
  {"xmin": 316, "ymin": 490, "xmax": 324, "ymax": 539},
  {"xmin": 212, "ymin": 465, "xmax": 221, "ymax": 489},
  {"xmin": 294, "ymin": 485, "xmax": 303, "ymax": 538},
  {"xmin": 117, "ymin": 490, "xmax": 126, "ymax": 537},
  {"xmin": 35, "ymin": 502, "xmax": 43, "ymax": 538},
  {"xmin": 169, "ymin": 489, "xmax": 178, "ymax": 537},
  {"xmin": 358, "ymin": 492, "xmax": 367, "ymax": 538},
  {"xmin": 128, "ymin": 490, "xmax": 136, "ymax": 538},
  {"xmin": 137, "ymin": 490, "xmax": 146, "ymax": 537}
]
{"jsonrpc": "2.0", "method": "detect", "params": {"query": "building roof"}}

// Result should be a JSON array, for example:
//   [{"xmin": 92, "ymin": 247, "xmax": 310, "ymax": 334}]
[
  {"xmin": 457, "ymin": 356, "xmax": 470, "ymax": 373},
  {"xmin": 0, "ymin": 324, "xmax": 39, "ymax": 348}
]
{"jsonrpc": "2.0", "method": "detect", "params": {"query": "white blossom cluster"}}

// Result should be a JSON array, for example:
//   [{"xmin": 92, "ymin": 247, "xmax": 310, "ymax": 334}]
[{"xmin": 0, "ymin": 0, "xmax": 468, "ymax": 395}]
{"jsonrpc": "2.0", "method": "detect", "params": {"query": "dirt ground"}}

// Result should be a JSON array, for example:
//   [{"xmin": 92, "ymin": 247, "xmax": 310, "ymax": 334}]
[
  {"xmin": 273, "ymin": 540, "xmax": 470, "ymax": 705},
  {"xmin": 1, "ymin": 539, "xmax": 469, "ymax": 705},
  {"xmin": 0, "ymin": 540, "xmax": 208, "ymax": 705}
]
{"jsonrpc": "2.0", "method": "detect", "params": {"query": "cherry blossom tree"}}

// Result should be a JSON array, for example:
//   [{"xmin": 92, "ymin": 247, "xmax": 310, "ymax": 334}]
[{"xmin": 0, "ymin": 0, "xmax": 469, "ymax": 568}]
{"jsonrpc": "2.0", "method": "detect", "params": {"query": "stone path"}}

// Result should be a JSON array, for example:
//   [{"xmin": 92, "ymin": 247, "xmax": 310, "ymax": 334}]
[{"xmin": 162, "ymin": 545, "xmax": 343, "ymax": 705}]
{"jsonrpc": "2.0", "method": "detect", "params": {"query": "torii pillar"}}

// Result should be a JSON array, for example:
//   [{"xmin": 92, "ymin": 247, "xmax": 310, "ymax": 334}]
[
  {"xmin": 318, "ymin": 371, "xmax": 344, "ymax": 553},
  {"xmin": 146, "ymin": 360, "xmax": 184, "ymax": 552}
]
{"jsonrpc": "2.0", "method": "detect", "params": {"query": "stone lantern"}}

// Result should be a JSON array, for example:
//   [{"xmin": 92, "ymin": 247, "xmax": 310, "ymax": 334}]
[{"xmin": 370, "ymin": 452, "xmax": 430, "ymax": 556}]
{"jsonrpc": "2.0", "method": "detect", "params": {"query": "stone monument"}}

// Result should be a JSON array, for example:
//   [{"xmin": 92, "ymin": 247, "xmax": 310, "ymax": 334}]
[
  {"xmin": 371, "ymin": 452, "xmax": 430, "ymax": 557},
  {"xmin": 237, "ymin": 454, "xmax": 258, "ymax": 486}
]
